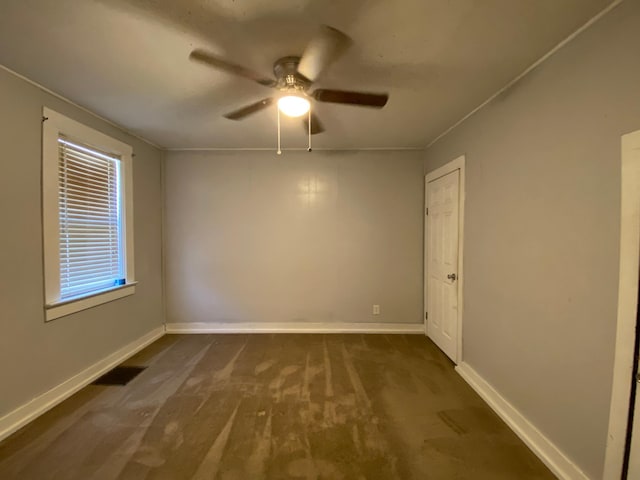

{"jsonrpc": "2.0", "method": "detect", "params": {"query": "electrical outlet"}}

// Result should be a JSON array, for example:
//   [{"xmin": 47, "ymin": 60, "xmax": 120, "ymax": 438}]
[{"xmin": 372, "ymin": 304, "xmax": 380, "ymax": 315}]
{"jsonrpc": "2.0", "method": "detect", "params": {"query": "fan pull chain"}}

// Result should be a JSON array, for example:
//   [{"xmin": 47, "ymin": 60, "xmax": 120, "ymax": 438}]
[
  {"xmin": 308, "ymin": 108, "xmax": 312, "ymax": 152},
  {"xmin": 276, "ymin": 107, "xmax": 282, "ymax": 155}
]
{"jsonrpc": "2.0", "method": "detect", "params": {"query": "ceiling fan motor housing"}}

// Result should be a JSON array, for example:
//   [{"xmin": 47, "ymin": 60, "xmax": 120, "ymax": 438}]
[{"xmin": 273, "ymin": 56, "xmax": 310, "ymax": 93}]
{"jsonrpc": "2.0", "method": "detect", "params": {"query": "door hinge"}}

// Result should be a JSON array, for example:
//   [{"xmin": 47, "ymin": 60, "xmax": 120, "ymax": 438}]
[
  {"xmin": 425, "ymin": 311, "xmax": 428, "ymax": 320},
  {"xmin": 425, "ymin": 207, "xmax": 429, "ymax": 215}
]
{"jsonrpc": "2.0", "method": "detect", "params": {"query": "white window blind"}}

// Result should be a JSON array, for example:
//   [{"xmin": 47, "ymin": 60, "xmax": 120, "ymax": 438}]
[{"xmin": 57, "ymin": 137, "xmax": 124, "ymax": 299}]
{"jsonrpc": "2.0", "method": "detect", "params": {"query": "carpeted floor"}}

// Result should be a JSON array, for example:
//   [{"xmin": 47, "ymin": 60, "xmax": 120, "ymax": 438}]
[{"xmin": 0, "ymin": 334, "xmax": 555, "ymax": 479}]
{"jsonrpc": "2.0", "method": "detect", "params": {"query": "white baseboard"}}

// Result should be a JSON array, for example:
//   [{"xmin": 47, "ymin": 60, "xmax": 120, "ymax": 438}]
[
  {"xmin": 165, "ymin": 322, "xmax": 425, "ymax": 334},
  {"xmin": 456, "ymin": 362, "xmax": 590, "ymax": 480},
  {"xmin": 0, "ymin": 326, "xmax": 165, "ymax": 442}
]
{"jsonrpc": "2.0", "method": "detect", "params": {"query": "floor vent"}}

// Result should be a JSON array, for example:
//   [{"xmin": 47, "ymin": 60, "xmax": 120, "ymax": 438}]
[{"xmin": 91, "ymin": 366, "xmax": 146, "ymax": 386}]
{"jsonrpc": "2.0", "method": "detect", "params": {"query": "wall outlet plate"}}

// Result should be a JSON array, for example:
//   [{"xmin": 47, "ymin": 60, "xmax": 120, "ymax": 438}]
[{"xmin": 373, "ymin": 305, "xmax": 380, "ymax": 315}]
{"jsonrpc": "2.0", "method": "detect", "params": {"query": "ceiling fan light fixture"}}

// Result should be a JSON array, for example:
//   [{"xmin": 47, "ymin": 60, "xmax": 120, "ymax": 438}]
[{"xmin": 277, "ymin": 95, "xmax": 310, "ymax": 117}]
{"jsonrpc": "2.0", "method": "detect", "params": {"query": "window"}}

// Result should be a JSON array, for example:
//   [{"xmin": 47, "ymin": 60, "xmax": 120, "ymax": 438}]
[{"xmin": 42, "ymin": 108, "xmax": 135, "ymax": 321}]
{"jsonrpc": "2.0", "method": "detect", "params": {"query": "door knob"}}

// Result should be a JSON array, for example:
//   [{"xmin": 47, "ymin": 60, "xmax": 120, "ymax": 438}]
[{"xmin": 447, "ymin": 273, "xmax": 457, "ymax": 281}]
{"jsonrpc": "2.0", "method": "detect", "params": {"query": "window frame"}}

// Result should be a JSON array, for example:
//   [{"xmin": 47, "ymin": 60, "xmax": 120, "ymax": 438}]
[{"xmin": 42, "ymin": 107, "xmax": 136, "ymax": 321}]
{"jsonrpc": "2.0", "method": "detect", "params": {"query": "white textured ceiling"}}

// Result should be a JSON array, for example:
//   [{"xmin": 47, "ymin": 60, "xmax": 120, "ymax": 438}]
[{"xmin": 0, "ymin": 0, "xmax": 613, "ymax": 149}]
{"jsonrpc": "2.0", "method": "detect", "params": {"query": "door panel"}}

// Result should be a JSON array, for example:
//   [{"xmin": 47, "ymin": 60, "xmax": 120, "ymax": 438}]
[{"xmin": 426, "ymin": 170, "xmax": 459, "ymax": 361}]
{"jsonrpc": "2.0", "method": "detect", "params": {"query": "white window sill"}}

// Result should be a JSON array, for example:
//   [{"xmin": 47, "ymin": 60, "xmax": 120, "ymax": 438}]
[{"xmin": 45, "ymin": 282, "xmax": 137, "ymax": 322}]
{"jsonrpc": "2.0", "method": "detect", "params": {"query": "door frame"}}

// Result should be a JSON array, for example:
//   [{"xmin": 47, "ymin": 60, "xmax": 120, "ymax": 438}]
[
  {"xmin": 424, "ymin": 155, "xmax": 465, "ymax": 364},
  {"xmin": 603, "ymin": 130, "xmax": 640, "ymax": 479}
]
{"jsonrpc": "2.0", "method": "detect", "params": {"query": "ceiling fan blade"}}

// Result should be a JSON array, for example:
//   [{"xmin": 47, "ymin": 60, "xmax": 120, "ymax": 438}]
[
  {"xmin": 223, "ymin": 98, "xmax": 275, "ymax": 120},
  {"xmin": 312, "ymin": 89, "xmax": 389, "ymax": 108},
  {"xmin": 302, "ymin": 112, "xmax": 325, "ymax": 135},
  {"xmin": 297, "ymin": 25, "xmax": 352, "ymax": 82},
  {"xmin": 190, "ymin": 49, "xmax": 276, "ymax": 87}
]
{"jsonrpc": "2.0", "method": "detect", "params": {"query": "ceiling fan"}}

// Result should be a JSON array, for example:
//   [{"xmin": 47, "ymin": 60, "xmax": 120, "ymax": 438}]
[{"xmin": 189, "ymin": 25, "xmax": 389, "ymax": 136}]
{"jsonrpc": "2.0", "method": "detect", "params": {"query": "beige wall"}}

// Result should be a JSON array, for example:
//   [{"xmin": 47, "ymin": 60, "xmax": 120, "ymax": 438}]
[
  {"xmin": 164, "ymin": 150, "xmax": 423, "ymax": 326},
  {"xmin": 0, "ymin": 68, "xmax": 164, "ymax": 419},
  {"xmin": 423, "ymin": 1, "xmax": 639, "ymax": 478}
]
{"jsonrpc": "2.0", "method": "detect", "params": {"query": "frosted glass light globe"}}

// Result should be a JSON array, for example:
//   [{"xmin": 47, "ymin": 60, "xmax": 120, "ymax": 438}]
[{"xmin": 277, "ymin": 95, "xmax": 310, "ymax": 117}]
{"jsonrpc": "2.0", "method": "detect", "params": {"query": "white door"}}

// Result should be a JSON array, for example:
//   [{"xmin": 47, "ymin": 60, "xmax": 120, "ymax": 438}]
[{"xmin": 426, "ymin": 170, "xmax": 460, "ymax": 362}]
